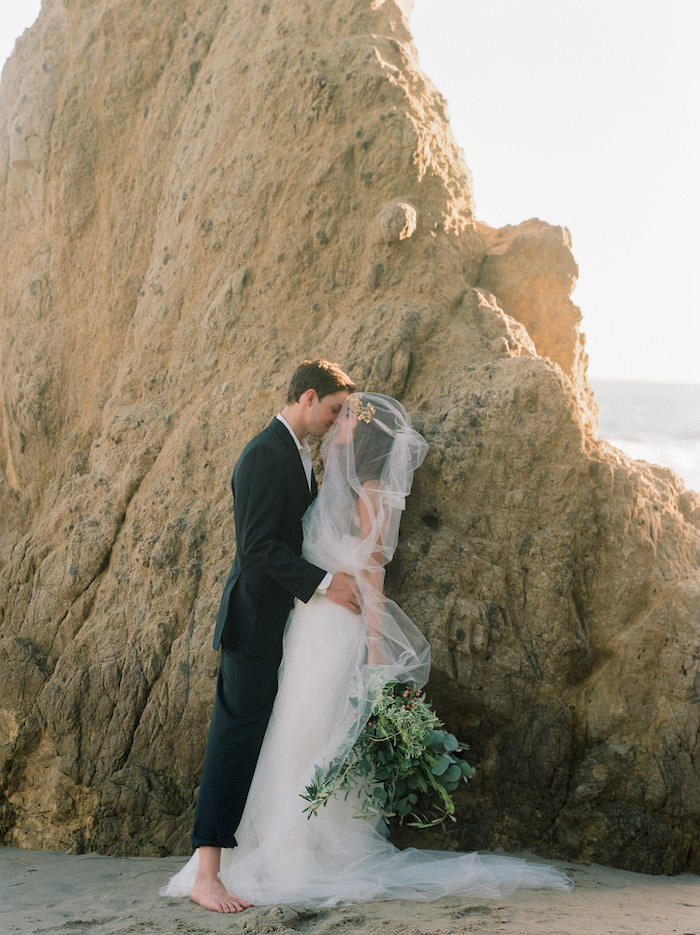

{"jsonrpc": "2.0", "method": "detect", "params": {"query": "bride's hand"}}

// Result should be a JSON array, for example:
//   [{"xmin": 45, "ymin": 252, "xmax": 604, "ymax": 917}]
[{"xmin": 367, "ymin": 639, "xmax": 387, "ymax": 667}]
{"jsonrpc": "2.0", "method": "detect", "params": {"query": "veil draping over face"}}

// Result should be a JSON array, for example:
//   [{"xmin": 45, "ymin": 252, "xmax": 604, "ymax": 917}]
[{"xmin": 302, "ymin": 392, "xmax": 431, "ymax": 715}]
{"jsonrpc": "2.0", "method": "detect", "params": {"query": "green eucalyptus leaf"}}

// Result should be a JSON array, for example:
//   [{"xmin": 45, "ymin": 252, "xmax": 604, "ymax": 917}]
[
  {"xmin": 431, "ymin": 754, "xmax": 451, "ymax": 776},
  {"xmin": 444, "ymin": 763, "xmax": 462, "ymax": 783}
]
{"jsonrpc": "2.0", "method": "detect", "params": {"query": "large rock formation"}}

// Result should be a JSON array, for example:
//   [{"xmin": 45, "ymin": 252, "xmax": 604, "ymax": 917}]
[{"xmin": 1, "ymin": 0, "xmax": 698, "ymax": 874}]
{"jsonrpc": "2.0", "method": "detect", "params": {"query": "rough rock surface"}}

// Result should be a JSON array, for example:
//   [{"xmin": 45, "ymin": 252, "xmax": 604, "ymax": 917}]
[{"xmin": 0, "ymin": 0, "xmax": 698, "ymax": 875}]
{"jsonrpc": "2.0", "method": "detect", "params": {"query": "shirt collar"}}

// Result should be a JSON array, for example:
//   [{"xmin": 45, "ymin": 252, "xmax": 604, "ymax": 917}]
[{"xmin": 276, "ymin": 413, "xmax": 311, "ymax": 453}]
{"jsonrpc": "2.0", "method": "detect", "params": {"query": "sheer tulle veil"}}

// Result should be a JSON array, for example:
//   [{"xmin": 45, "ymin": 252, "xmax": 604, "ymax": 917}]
[
  {"xmin": 311, "ymin": 392, "xmax": 429, "ymax": 565},
  {"xmin": 305, "ymin": 392, "xmax": 430, "ymax": 671}
]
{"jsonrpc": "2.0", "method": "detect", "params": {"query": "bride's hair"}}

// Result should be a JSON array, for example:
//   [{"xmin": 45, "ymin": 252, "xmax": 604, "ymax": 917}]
[
  {"xmin": 323, "ymin": 393, "xmax": 425, "ymax": 493},
  {"xmin": 351, "ymin": 398, "xmax": 401, "ymax": 485}
]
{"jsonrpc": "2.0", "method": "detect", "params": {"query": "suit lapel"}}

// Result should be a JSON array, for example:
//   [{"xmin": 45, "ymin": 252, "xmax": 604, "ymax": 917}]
[{"xmin": 269, "ymin": 419, "xmax": 312, "ymax": 506}]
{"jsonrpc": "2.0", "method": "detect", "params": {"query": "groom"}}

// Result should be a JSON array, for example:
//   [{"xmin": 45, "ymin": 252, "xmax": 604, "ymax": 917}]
[{"xmin": 190, "ymin": 359, "xmax": 359, "ymax": 913}]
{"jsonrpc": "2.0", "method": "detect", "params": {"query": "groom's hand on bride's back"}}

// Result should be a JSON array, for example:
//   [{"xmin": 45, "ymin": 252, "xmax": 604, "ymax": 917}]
[{"xmin": 325, "ymin": 572, "xmax": 361, "ymax": 614}]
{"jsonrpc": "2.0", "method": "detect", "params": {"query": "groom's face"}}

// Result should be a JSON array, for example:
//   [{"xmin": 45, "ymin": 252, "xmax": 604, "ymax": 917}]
[{"xmin": 305, "ymin": 389, "xmax": 349, "ymax": 438}]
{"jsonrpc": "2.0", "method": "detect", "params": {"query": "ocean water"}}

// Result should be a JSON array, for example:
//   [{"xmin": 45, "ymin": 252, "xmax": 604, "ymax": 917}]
[{"xmin": 591, "ymin": 379, "xmax": 700, "ymax": 493}]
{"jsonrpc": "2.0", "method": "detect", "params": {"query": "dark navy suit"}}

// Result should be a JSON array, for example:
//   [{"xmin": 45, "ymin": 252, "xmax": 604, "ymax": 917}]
[{"xmin": 192, "ymin": 419, "xmax": 326, "ymax": 849}]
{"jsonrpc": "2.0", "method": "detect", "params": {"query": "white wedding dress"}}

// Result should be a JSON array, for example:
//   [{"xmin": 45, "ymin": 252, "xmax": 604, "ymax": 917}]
[{"xmin": 161, "ymin": 394, "xmax": 573, "ymax": 906}]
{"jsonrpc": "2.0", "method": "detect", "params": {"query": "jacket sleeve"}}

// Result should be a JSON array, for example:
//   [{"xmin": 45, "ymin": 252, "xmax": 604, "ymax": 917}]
[{"xmin": 234, "ymin": 443, "xmax": 326, "ymax": 601}]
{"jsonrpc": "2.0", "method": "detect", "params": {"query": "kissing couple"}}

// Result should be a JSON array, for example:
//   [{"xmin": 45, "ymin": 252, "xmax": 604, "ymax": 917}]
[{"xmin": 161, "ymin": 359, "xmax": 572, "ymax": 909}]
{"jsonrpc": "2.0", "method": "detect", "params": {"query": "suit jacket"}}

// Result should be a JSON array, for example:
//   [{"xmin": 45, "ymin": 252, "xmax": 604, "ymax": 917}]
[{"xmin": 212, "ymin": 418, "xmax": 326, "ymax": 656}]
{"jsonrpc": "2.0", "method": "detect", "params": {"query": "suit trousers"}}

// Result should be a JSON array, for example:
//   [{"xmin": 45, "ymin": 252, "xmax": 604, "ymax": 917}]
[{"xmin": 191, "ymin": 642, "xmax": 281, "ymax": 849}]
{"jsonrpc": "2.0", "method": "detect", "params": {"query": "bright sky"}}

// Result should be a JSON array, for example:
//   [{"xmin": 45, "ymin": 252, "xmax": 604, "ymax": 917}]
[
  {"xmin": 2, "ymin": 1, "xmax": 698, "ymax": 386},
  {"xmin": 410, "ymin": 0, "xmax": 700, "ymax": 386}
]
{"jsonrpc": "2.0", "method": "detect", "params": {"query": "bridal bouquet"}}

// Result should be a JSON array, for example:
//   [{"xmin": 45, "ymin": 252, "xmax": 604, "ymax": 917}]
[{"xmin": 301, "ymin": 678, "xmax": 475, "ymax": 828}]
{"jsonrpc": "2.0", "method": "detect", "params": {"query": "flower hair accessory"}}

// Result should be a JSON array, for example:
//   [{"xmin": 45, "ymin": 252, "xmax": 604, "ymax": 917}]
[{"xmin": 352, "ymin": 398, "xmax": 376, "ymax": 424}]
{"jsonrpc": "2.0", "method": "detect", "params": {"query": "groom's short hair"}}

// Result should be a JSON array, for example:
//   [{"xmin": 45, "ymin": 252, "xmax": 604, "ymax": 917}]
[{"xmin": 287, "ymin": 359, "xmax": 355, "ymax": 402}]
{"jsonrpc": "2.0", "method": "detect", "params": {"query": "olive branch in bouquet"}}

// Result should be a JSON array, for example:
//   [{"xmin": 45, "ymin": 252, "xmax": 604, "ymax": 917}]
[{"xmin": 301, "ymin": 680, "xmax": 475, "ymax": 828}]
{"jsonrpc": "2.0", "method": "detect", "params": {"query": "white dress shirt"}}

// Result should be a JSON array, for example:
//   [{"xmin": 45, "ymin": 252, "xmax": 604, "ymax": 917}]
[{"xmin": 276, "ymin": 414, "xmax": 333, "ymax": 593}]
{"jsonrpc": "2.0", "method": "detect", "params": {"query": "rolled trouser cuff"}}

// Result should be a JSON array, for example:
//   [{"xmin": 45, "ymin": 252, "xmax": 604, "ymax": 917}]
[{"xmin": 190, "ymin": 834, "xmax": 238, "ymax": 850}]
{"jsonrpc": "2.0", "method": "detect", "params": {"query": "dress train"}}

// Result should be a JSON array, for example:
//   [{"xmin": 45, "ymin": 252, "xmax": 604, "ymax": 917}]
[{"xmin": 161, "ymin": 595, "xmax": 572, "ymax": 906}]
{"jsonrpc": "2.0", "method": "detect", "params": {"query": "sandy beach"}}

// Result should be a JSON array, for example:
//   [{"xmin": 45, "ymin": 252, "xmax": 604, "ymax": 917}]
[{"xmin": 1, "ymin": 846, "xmax": 698, "ymax": 935}]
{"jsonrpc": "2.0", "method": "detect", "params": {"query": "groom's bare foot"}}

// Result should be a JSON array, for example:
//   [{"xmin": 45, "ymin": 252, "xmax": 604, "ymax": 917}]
[{"xmin": 191, "ymin": 876, "xmax": 252, "ymax": 913}]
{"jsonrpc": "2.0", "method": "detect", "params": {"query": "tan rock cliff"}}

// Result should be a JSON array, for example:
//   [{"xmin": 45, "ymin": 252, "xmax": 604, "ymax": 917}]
[{"xmin": 1, "ymin": 0, "xmax": 698, "ymax": 873}]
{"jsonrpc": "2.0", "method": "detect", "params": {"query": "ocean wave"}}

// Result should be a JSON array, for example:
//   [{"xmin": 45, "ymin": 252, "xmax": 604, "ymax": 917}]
[{"xmin": 601, "ymin": 435, "xmax": 700, "ymax": 493}]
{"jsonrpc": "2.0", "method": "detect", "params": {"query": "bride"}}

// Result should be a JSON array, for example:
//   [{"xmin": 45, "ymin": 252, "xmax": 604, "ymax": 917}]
[{"xmin": 161, "ymin": 393, "xmax": 572, "ymax": 906}]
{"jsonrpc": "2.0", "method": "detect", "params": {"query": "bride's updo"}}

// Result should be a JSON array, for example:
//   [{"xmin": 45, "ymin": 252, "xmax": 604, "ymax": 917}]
[
  {"xmin": 347, "ymin": 395, "xmax": 402, "ymax": 485},
  {"xmin": 312, "ymin": 392, "xmax": 428, "ymax": 557}
]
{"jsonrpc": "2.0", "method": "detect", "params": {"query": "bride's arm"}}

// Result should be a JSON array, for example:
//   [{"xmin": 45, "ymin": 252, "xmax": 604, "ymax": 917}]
[{"xmin": 357, "ymin": 481, "xmax": 387, "ymax": 664}]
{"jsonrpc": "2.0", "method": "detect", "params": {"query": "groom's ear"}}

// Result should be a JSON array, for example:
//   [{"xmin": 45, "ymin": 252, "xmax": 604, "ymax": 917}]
[{"xmin": 301, "ymin": 388, "xmax": 317, "ymax": 408}]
